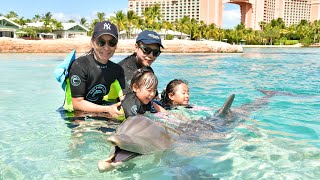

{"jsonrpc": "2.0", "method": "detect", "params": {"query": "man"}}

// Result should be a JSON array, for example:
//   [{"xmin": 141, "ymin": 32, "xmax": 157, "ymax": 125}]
[{"xmin": 118, "ymin": 30, "xmax": 164, "ymax": 95}]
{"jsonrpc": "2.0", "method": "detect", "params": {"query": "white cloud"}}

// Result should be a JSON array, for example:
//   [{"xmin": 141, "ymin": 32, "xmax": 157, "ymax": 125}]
[{"xmin": 222, "ymin": 9, "xmax": 241, "ymax": 29}]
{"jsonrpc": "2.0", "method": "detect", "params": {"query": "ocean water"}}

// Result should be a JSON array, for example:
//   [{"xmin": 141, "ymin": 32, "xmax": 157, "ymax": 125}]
[{"xmin": 0, "ymin": 48, "xmax": 319, "ymax": 179}]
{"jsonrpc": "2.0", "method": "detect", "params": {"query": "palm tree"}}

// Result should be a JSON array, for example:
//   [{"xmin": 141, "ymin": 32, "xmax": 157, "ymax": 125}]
[
  {"xmin": 311, "ymin": 20, "xmax": 320, "ymax": 43},
  {"xmin": 110, "ymin": 10, "xmax": 127, "ymax": 38},
  {"xmin": 271, "ymin": 18, "xmax": 286, "ymax": 29},
  {"xmin": 80, "ymin": 17, "xmax": 87, "ymax": 27},
  {"xmin": 259, "ymin": 21, "xmax": 267, "ymax": 31},
  {"xmin": 96, "ymin": 12, "xmax": 106, "ymax": 22},
  {"xmin": 5, "ymin": 11, "xmax": 18, "ymax": 19},
  {"xmin": 67, "ymin": 20, "xmax": 75, "ymax": 23},
  {"xmin": 162, "ymin": 21, "xmax": 173, "ymax": 39},
  {"xmin": 264, "ymin": 24, "xmax": 280, "ymax": 45},
  {"xmin": 143, "ymin": 4, "xmax": 162, "ymax": 30},
  {"xmin": 217, "ymin": 28, "xmax": 225, "ymax": 41},
  {"xmin": 176, "ymin": 16, "xmax": 190, "ymax": 39},
  {"xmin": 297, "ymin": 20, "xmax": 312, "ymax": 40},
  {"xmin": 243, "ymin": 29, "xmax": 256, "ymax": 44},
  {"xmin": 42, "ymin": 12, "xmax": 53, "ymax": 27},
  {"xmin": 14, "ymin": 17, "xmax": 27, "ymax": 26},
  {"xmin": 32, "ymin": 14, "xmax": 41, "ymax": 22},
  {"xmin": 52, "ymin": 19, "xmax": 64, "ymax": 30},
  {"xmin": 126, "ymin": 10, "xmax": 139, "ymax": 39},
  {"xmin": 198, "ymin": 20, "xmax": 207, "ymax": 40}
]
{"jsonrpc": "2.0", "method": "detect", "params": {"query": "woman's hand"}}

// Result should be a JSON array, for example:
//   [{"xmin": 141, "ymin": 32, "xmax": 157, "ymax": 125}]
[{"xmin": 105, "ymin": 102, "xmax": 124, "ymax": 118}]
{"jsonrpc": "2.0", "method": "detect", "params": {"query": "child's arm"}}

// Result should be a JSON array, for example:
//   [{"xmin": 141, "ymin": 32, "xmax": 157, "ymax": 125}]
[{"xmin": 152, "ymin": 102, "xmax": 167, "ymax": 113}]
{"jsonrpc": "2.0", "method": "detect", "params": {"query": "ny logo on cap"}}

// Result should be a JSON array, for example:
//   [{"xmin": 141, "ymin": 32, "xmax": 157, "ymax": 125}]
[
  {"xmin": 148, "ymin": 34, "xmax": 160, "ymax": 39},
  {"xmin": 104, "ymin": 23, "xmax": 111, "ymax": 30}
]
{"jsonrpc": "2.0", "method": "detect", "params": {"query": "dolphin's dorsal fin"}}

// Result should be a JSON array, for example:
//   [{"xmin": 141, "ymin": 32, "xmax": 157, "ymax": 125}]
[{"xmin": 215, "ymin": 94, "xmax": 235, "ymax": 117}]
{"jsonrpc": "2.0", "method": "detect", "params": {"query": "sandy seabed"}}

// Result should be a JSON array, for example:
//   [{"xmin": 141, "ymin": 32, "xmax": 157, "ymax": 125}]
[{"xmin": 0, "ymin": 37, "xmax": 243, "ymax": 53}]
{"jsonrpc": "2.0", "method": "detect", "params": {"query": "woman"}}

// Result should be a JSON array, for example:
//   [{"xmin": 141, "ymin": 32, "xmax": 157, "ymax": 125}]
[{"xmin": 68, "ymin": 21, "xmax": 125, "ymax": 118}]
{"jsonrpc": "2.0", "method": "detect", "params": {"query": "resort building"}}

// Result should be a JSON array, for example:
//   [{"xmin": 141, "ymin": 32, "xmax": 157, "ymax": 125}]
[
  {"xmin": 26, "ymin": 22, "xmax": 89, "ymax": 39},
  {"xmin": 55, "ymin": 23, "xmax": 89, "ymax": 38},
  {"xmin": 0, "ymin": 16, "xmax": 21, "ymax": 38},
  {"xmin": 119, "ymin": 28, "xmax": 190, "ymax": 39},
  {"xmin": 128, "ymin": 0, "xmax": 320, "ymax": 30}
]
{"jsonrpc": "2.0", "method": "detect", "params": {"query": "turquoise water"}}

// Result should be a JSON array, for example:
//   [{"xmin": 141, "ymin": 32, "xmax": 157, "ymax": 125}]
[{"xmin": 0, "ymin": 48, "xmax": 319, "ymax": 179}]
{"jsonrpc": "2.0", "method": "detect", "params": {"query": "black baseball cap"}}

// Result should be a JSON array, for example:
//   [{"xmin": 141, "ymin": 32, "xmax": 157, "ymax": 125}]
[
  {"xmin": 92, "ymin": 21, "xmax": 118, "ymax": 40},
  {"xmin": 136, "ymin": 30, "xmax": 164, "ymax": 48}
]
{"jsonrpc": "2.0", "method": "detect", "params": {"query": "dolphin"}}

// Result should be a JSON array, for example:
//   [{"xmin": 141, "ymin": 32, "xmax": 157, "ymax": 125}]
[
  {"xmin": 98, "ymin": 94, "xmax": 235, "ymax": 172},
  {"xmin": 97, "ymin": 90, "xmax": 289, "ymax": 172},
  {"xmin": 97, "ymin": 115, "xmax": 181, "ymax": 172}
]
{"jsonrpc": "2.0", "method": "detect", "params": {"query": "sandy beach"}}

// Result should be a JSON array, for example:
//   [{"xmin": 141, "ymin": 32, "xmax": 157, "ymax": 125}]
[{"xmin": 0, "ymin": 37, "xmax": 243, "ymax": 53}]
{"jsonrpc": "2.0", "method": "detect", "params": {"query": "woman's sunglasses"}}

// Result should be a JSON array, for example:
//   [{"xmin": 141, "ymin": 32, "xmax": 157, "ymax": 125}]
[
  {"xmin": 96, "ymin": 37, "xmax": 118, "ymax": 47},
  {"xmin": 139, "ymin": 44, "xmax": 161, "ymax": 57}
]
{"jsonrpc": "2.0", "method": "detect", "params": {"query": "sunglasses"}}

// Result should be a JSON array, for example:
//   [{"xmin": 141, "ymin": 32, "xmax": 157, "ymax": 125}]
[
  {"xmin": 96, "ymin": 38, "xmax": 118, "ymax": 47},
  {"xmin": 139, "ymin": 45, "xmax": 161, "ymax": 57}
]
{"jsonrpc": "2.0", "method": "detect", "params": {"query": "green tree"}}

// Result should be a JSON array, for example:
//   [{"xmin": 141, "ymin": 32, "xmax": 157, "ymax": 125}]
[
  {"xmin": 96, "ymin": 12, "xmax": 106, "ymax": 22},
  {"xmin": 161, "ymin": 20, "xmax": 173, "ymax": 39},
  {"xmin": 32, "ymin": 14, "xmax": 41, "ymax": 22},
  {"xmin": 311, "ymin": 20, "xmax": 320, "ymax": 43},
  {"xmin": 14, "ymin": 17, "xmax": 27, "ymax": 26},
  {"xmin": 126, "ymin": 10, "xmax": 139, "ymax": 39},
  {"xmin": 80, "ymin": 17, "xmax": 87, "ymax": 27},
  {"xmin": 52, "ymin": 19, "xmax": 63, "ymax": 30},
  {"xmin": 42, "ymin": 12, "xmax": 53, "ymax": 27},
  {"xmin": 143, "ymin": 4, "xmax": 162, "ymax": 30},
  {"xmin": 175, "ymin": 16, "xmax": 190, "ymax": 39},
  {"xmin": 264, "ymin": 24, "xmax": 280, "ymax": 45},
  {"xmin": 5, "ymin": 11, "xmax": 18, "ymax": 19},
  {"xmin": 110, "ymin": 10, "xmax": 127, "ymax": 37}
]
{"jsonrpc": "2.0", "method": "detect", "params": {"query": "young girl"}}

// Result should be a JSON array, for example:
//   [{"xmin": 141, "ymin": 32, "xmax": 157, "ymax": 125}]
[
  {"xmin": 121, "ymin": 67, "xmax": 165, "ymax": 119},
  {"xmin": 160, "ymin": 79, "xmax": 191, "ymax": 110}
]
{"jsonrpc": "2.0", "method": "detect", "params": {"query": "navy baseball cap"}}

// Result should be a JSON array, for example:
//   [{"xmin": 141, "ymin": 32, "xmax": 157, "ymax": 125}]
[
  {"xmin": 136, "ymin": 30, "xmax": 164, "ymax": 48},
  {"xmin": 92, "ymin": 21, "xmax": 118, "ymax": 40}
]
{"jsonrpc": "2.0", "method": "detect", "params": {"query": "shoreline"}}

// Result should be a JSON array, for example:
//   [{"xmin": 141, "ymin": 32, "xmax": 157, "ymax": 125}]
[
  {"xmin": 0, "ymin": 37, "xmax": 243, "ymax": 53},
  {"xmin": 241, "ymin": 44, "xmax": 304, "ymax": 48},
  {"xmin": 1, "ymin": 37, "xmax": 315, "ymax": 54}
]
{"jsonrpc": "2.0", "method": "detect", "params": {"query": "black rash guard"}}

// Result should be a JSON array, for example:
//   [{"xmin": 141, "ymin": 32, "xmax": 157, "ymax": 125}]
[
  {"xmin": 69, "ymin": 54, "xmax": 125, "ymax": 105},
  {"xmin": 118, "ymin": 54, "xmax": 154, "ymax": 94},
  {"xmin": 121, "ymin": 91, "xmax": 154, "ymax": 119}
]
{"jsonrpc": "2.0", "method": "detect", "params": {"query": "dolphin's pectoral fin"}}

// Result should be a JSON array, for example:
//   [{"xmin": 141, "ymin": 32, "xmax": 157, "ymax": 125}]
[
  {"xmin": 215, "ymin": 94, "xmax": 235, "ymax": 118},
  {"xmin": 98, "ymin": 146, "xmax": 140, "ymax": 172}
]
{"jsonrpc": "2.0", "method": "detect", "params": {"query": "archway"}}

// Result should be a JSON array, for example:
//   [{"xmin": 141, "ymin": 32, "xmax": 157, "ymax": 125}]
[{"xmin": 203, "ymin": 0, "xmax": 260, "ymax": 30}]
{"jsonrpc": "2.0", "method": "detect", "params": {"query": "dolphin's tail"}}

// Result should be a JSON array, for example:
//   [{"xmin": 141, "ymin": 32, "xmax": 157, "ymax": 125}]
[
  {"xmin": 258, "ymin": 89, "xmax": 294, "ymax": 97},
  {"xmin": 215, "ymin": 94, "xmax": 235, "ymax": 118}
]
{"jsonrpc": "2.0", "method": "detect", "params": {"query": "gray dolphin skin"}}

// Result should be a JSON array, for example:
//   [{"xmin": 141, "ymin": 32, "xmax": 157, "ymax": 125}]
[
  {"xmin": 98, "ymin": 94, "xmax": 235, "ymax": 172},
  {"xmin": 98, "ymin": 115, "xmax": 181, "ymax": 172}
]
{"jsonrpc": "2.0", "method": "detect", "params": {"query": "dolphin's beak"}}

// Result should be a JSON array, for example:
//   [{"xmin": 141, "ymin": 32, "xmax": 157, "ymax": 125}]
[{"xmin": 98, "ymin": 145, "xmax": 140, "ymax": 172}]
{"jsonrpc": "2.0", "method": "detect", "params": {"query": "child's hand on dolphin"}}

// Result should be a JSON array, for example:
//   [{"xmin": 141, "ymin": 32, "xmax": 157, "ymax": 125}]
[{"xmin": 106, "ymin": 102, "xmax": 124, "ymax": 118}]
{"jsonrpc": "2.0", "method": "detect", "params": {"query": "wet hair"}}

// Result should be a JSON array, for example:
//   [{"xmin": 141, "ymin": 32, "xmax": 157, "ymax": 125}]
[
  {"xmin": 160, "ymin": 79, "xmax": 188, "ymax": 107},
  {"xmin": 130, "ymin": 67, "xmax": 158, "ymax": 92}
]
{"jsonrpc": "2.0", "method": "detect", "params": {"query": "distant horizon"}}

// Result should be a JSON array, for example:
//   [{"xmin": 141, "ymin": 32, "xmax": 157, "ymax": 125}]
[{"xmin": 2, "ymin": 1, "xmax": 240, "ymax": 29}]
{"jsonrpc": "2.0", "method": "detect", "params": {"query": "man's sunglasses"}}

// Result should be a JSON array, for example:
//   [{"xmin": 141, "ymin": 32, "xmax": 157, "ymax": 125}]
[
  {"xmin": 139, "ymin": 45, "xmax": 161, "ymax": 57},
  {"xmin": 96, "ymin": 37, "xmax": 118, "ymax": 47}
]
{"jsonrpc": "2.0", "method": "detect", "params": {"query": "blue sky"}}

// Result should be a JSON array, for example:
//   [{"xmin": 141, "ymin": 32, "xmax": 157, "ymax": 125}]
[{"xmin": 2, "ymin": 0, "xmax": 240, "ymax": 29}]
